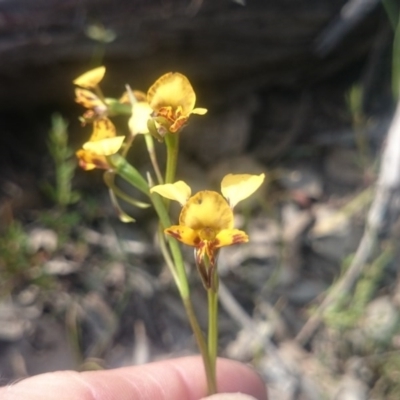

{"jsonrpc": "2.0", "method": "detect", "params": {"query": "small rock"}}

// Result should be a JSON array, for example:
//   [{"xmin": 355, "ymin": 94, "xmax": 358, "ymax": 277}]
[
  {"xmin": 43, "ymin": 258, "xmax": 79, "ymax": 275},
  {"xmin": 104, "ymin": 262, "xmax": 126, "ymax": 289},
  {"xmin": 16, "ymin": 285, "xmax": 40, "ymax": 306},
  {"xmin": 360, "ymin": 296, "xmax": 399, "ymax": 342},
  {"xmin": 333, "ymin": 376, "xmax": 369, "ymax": 400},
  {"xmin": 27, "ymin": 228, "xmax": 58, "ymax": 253},
  {"xmin": 226, "ymin": 321, "xmax": 273, "ymax": 361},
  {"xmin": 308, "ymin": 204, "xmax": 362, "ymax": 262},
  {"xmin": 310, "ymin": 204, "xmax": 350, "ymax": 238}
]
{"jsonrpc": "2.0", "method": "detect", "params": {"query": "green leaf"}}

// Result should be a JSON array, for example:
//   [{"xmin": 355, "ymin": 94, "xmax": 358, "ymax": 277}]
[
  {"xmin": 109, "ymin": 189, "xmax": 136, "ymax": 223},
  {"xmin": 107, "ymin": 154, "xmax": 149, "ymax": 195},
  {"xmin": 103, "ymin": 171, "xmax": 150, "ymax": 209}
]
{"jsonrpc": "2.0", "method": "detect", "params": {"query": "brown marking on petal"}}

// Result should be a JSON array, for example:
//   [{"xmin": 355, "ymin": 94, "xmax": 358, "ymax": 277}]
[
  {"xmin": 169, "ymin": 116, "xmax": 188, "ymax": 133},
  {"xmin": 193, "ymin": 236, "xmax": 202, "ymax": 246},
  {"xmin": 78, "ymin": 159, "xmax": 91, "ymax": 170},
  {"xmin": 166, "ymin": 229, "xmax": 182, "ymax": 241},
  {"xmin": 157, "ymin": 106, "xmax": 175, "ymax": 122},
  {"xmin": 77, "ymin": 153, "xmax": 109, "ymax": 171},
  {"xmin": 232, "ymin": 233, "xmax": 248, "ymax": 244},
  {"xmin": 92, "ymin": 158, "xmax": 109, "ymax": 170},
  {"xmin": 82, "ymin": 110, "xmax": 96, "ymax": 123}
]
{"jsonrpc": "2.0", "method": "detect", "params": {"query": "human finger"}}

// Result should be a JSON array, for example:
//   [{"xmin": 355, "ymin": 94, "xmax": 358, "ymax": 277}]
[{"xmin": 0, "ymin": 356, "xmax": 267, "ymax": 400}]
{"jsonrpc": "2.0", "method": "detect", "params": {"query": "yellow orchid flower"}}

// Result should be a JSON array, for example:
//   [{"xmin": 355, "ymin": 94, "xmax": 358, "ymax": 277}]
[
  {"xmin": 76, "ymin": 118, "xmax": 125, "ymax": 170},
  {"xmin": 73, "ymin": 66, "xmax": 106, "ymax": 89},
  {"xmin": 151, "ymin": 173, "xmax": 264, "ymax": 288},
  {"xmin": 147, "ymin": 72, "xmax": 207, "ymax": 134}
]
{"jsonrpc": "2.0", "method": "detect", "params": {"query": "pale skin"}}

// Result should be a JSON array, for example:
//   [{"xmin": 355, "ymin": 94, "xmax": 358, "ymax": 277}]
[{"xmin": 0, "ymin": 356, "xmax": 268, "ymax": 400}]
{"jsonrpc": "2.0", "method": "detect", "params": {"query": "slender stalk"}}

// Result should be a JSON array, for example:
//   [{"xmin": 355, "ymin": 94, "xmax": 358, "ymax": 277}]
[
  {"xmin": 183, "ymin": 296, "xmax": 216, "ymax": 395},
  {"xmin": 144, "ymin": 134, "xmax": 164, "ymax": 184},
  {"xmin": 207, "ymin": 282, "xmax": 219, "ymax": 394},
  {"xmin": 157, "ymin": 225, "xmax": 179, "ymax": 283},
  {"xmin": 164, "ymin": 133, "xmax": 179, "ymax": 184}
]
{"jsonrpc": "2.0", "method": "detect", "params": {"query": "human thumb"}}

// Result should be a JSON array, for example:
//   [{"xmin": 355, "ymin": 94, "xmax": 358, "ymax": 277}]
[{"xmin": 200, "ymin": 393, "xmax": 258, "ymax": 400}]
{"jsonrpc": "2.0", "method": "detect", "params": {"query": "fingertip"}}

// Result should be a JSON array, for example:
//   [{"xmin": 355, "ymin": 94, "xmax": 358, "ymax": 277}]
[{"xmin": 215, "ymin": 358, "xmax": 267, "ymax": 400}]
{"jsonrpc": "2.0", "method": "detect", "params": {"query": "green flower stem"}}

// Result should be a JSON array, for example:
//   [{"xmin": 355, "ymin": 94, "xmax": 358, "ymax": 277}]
[
  {"xmin": 183, "ymin": 296, "xmax": 217, "ymax": 395},
  {"xmin": 144, "ymin": 133, "xmax": 164, "ymax": 184},
  {"xmin": 107, "ymin": 101, "xmax": 131, "ymax": 116},
  {"xmin": 157, "ymin": 225, "xmax": 179, "ymax": 284},
  {"xmin": 207, "ymin": 271, "xmax": 219, "ymax": 394},
  {"xmin": 150, "ymin": 192, "xmax": 187, "ymax": 294},
  {"xmin": 164, "ymin": 132, "xmax": 179, "ymax": 184}
]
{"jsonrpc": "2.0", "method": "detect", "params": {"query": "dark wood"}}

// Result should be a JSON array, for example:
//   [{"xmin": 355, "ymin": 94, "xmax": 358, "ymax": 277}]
[{"xmin": 0, "ymin": 0, "xmax": 386, "ymax": 108}]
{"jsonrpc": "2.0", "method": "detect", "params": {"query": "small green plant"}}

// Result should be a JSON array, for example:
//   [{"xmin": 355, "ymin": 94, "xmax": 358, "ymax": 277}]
[
  {"xmin": 42, "ymin": 114, "xmax": 80, "ymax": 208},
  {"xmin": 370, "ymin": 352, "xmax": 400, "ymax": 399},
  {"xmin": 324, "ymin": 247, "xmax": 393, "ymax": 331},
  {"xmin": 0, "ymin": 222, "xmax": 53, "ymax": 295},
  {"xmin": 346, "ymin": 84, "xmax": 371, "ymax": 173}
]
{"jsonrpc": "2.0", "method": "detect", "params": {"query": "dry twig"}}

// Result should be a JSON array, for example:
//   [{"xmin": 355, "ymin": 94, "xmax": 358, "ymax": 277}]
[{"xmin": 296, "ymin": 101, "xmax": 400, "ymax": 345}]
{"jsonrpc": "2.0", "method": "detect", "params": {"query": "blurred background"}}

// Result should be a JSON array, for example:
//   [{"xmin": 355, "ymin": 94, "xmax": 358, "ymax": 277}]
[{"xmin": 0, "ymin": 0, "xmax": 399, "ymax": 398}]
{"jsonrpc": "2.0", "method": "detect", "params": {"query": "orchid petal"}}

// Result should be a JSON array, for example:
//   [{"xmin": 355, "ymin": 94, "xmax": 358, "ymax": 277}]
[
  {"xmin": 221, "ymin": 173, "xmax": 265, "ymax": 208},
  {"xmin": 215, "ymin": 229, "xmax": 248, "ymax": 247},
  {"xmin": 147, "ymin": 72, "xmax": 196, "ymax": 115},
  {"xmin": 75, "ymin": 88, "xmax": 106, "ymax": 110},
  {"xmin": 76, "ymin": 149, "xmax": 108, "ymax": 170},
  {"xmin": 129, "ymin": 101, "xmax": 153, "ymax": 135},
  {"xmin": 180, "ymin": 191, "xmax": 233, "ymax": 231},
  {"xmin": 165, "ymin": 225, "xmax": 200, "ymax": 246},
  {"xmin": 83, "ymin": 136, "xmax": 125, "ymax": 156},
  {"xmin": 89, "ymin": 118, "xmax": 116, "ymax": 141},
  {"xmin": 151, "ymin": 181, "xmax": 191, "ymax": 205},
  {"xmin": 191, "ymin": 107, "xmax": 208, "ymax": 115},
  {"xmin": 73, "ymin": 66, "xmax": 106, "ymax": 88}
]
